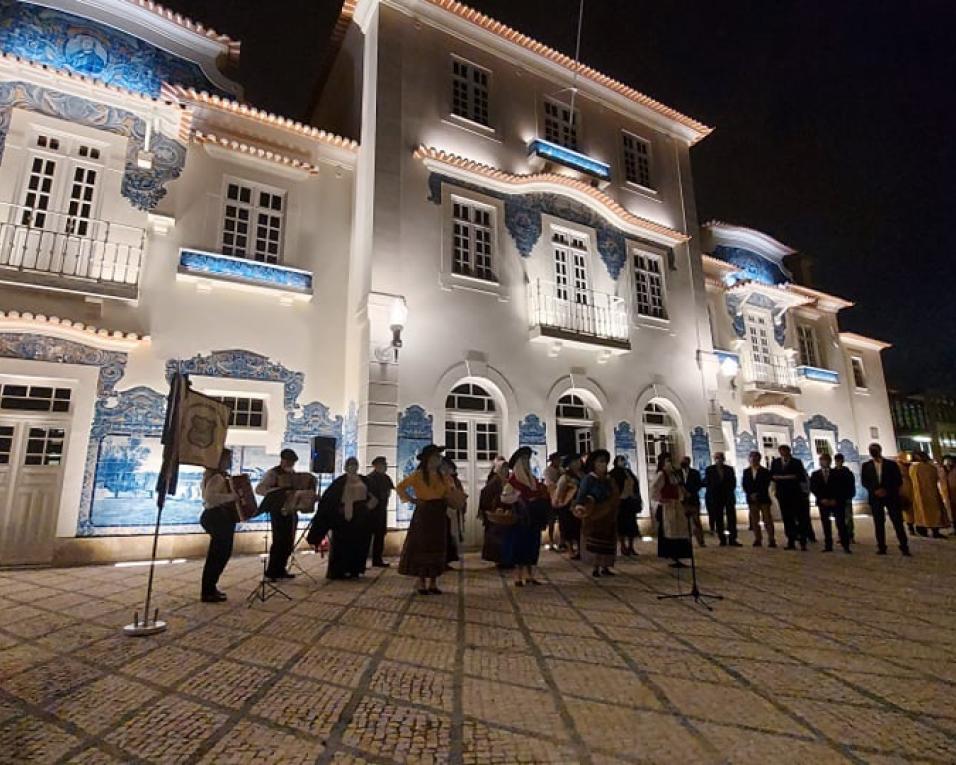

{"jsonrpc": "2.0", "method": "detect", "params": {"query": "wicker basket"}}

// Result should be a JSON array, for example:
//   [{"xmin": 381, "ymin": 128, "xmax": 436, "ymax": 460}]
[{"xmin": 484, "ymin": 509, "xmax": 518, "ymax": 526}]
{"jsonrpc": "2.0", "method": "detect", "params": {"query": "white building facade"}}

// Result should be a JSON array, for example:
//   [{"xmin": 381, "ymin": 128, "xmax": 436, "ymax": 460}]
[{"xmin": 0, "ymin": 0, "xmax": 896, "ymax": 564}]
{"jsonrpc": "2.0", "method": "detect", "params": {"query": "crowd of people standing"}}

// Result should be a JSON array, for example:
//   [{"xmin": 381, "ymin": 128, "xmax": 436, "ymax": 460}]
[{"xmin": 196, "ymin": 440, "xmax": 956, "ymax": 601}]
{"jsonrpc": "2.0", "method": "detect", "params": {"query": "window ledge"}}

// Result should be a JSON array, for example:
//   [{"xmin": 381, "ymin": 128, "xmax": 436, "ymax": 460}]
[
  {"xmin": 442, "ymin": 114, "xmax": 501, "ymax": 143},
  {"xmin": 439, "ymin": 271, "xmax": 509, "ymax": 301},
  {"xmin": 633, "ymin": 314, "xmax": 672, "ymax": 332},
  {"xmin": 177, "ymin": 248, "xmax": 312, "ymax": 303},
  {"xmin": 622, "ymin": 181, "xmax": 661, "ymax": 202}
]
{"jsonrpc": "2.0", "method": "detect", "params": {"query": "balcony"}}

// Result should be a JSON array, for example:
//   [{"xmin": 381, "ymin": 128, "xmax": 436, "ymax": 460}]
[
  {"xmin": 527, "ymin": 278, "xmax": 630, "ymax": 351},
  {"xmin": 0, "ymin": 204, "xmax": 144, "ymax": 301},
  {"xmin": 741, "ymin": 353, "xmax": 801, "ymax": 394}
]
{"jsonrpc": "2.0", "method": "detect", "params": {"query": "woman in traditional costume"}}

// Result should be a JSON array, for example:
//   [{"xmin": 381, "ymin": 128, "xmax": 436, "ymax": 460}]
[
  {"xmin": 397, "ymin": 445, "xmax": 464, "ymax": 594},
  {"xmin": 652, "ymin": 451, "xmax": 693, "ymax": 568},
  {"xmin": 478, "ymin": 457, "xmax": 513, "ymax": 567},
  {"xmin": 308, "ymin": 457, "xmax": 377, "ymax": 580},
  {"xmin": 909, "ymin": 451, "xmax": 950, "ymax": 538},
  {"xmin": 610, "ymin": 455, "xmax": 642, "ymax": 557},
  {"xmin": 554, "ymin": 454, "xmax": 583, "ymax": 559},
  {"xmin": 440, "ymin": 457, "xmax": 465, "ymax": 567},
  {"xmin": 501, "ymin": 447, "xmax": 551, "ymax": 586},
  {"xmin": 574, "ymin": 449, "xmax": 620, "ymax": 578},
  {"xmin": 898, "ymin": 454, "xmax": 916, "ymax": 533}
]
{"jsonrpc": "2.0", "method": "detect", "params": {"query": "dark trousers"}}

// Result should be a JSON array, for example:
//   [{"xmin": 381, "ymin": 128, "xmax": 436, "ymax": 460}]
[
  {"xmin": 266, "ymin": 510, "xmax": 297, "ymax": 578},
  {"xmin": 819, "ymin": 504, "xmax": 850, "ymax": 550},
  {"xmin": 369, "ymin": 507, "xmax": 387, "ymax": 563},
  {"xmin": 779, "ymin": 494, "xmax": 810, "ymax": 546},
  {"xmin": 200, "ymin": 505, "xmax": 237, "ymax": 596},
  {"xmin": 871, "ymin": 497, "xmax": 909, "ymax": 552},
  {"xmin": 707, "ymin": 496, "xmax": 738, "ymax": 542}
]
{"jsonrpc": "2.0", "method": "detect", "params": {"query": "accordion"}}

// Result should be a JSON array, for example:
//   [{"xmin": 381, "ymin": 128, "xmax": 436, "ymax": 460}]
[{"xmin": 230, "ymin": 473, "xmax": 259, "ymax": 522}]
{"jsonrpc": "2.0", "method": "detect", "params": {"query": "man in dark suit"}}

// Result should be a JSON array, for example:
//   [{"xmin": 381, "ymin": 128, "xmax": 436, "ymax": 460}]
[
  {"xmin": 742, "ymin": 450, "xmax": 775, "ymax": 547},
  {"xmin": 810, "ymin": 453, "xmax": 852, "ymax": 553},
  {"xmin": 678, "ymin": 456, "xmax": 705, "ymax": 545},
  {"xmin": 770, "ymin": 444, "xmax": 810, "ymax": 550},
  {"xmin": 833, "ymin": 453, "xmax": 857, "ymax": 543},
  {"xmin": 704, "ymin": 452, "xmax": 740, "ymax": 546},
  {"xmin": 861, "ymin": 443, "xmax": 911, "ymax": 556}
]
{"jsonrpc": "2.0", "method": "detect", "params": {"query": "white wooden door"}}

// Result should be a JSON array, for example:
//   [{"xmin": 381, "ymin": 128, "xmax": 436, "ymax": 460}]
[
  {"xmin": 0, "ymin": 420, "xmax": 67, "ymax": 566},
  {"xmin": 445, "ymin": 417, "xmax": 499, "ymax": 550}
]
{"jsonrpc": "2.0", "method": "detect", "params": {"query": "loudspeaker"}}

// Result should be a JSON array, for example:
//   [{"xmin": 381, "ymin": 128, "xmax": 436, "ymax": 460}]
[{"xmin": 311, "ymin": 436, "xmax": 337, "ymax": 474}]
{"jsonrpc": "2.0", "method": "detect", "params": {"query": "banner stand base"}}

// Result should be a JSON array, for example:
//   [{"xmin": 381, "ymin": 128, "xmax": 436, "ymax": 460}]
[{"xmin": 124, "ymin": 620, "xmax": 167, "ymax": 637}]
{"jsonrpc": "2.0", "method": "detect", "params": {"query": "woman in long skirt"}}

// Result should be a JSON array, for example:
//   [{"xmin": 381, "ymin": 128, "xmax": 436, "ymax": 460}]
[
  {"xmin": 308, "ymin": 457, "xmax": 377, "ymax": 580},
  {"xmin": 440, "ymin": 458, "xmax": 465, "ymax": 566},
  {"xmin": 574, "ymin": 449, "xmax": 620, "ymax": 577},
  {"xmin": 397, "ymin": 445, "xmax": 464, "ymax": 594},
  {"xmin": 610, "ymin": 455, "xmax": 642, "ymax": 557},
  {"xmin": 652, "ymin": 451, "xmax": 693, "ymax": 567},
  {"xmin": 479, "ymin": 458, "xmax": 512, "ymax": 567},
  {"xmin": 501, "ymin": 447, "xmax": 551, "ymax": 587},
  {"xmin": 554, "ymin": 454, "xmax": 583, "ymax": 559}
]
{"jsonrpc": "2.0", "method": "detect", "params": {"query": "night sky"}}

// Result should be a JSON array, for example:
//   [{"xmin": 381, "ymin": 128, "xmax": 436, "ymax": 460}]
[{"xmin": 165, "ymin": 0, "xmax": 955, "ymax": 391}]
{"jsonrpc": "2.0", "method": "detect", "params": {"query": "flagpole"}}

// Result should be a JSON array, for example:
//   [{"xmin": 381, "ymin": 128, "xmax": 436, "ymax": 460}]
[{"xmin": 124, "ymin": 373, "xmax": 183, "ymax": 637}]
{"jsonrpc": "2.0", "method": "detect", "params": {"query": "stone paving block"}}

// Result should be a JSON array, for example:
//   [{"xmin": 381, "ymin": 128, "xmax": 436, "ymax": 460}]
[
  {"xmin": 3, "ymin": 656, "xmax": 103, "ymax": 705},
  {"xmin": 547, "ymin": 658, "xmax": 663, "ymax": 709},
  {"xmin": 385, "ymin": 635, "xmax": 457, "ymax": 672},
  {"xmin": 123, "ymin": 644, "xmax": 212, "ymax": 687},
  {"xmin": 536, "ymin": 634, "xmax": 627, "ymax": 667},
  {"xmin": 840, "ymin": 671, "xmax": 956, "ymax": 718},
  {"xmin": 251, "ymin": 674, "xmax": 351, "ymax": 737},
  {"xmin": 463, "ymin": 622, "xmax": 528, "ymax": 651},
  {"xmin": 340, "ymin": 605, "xmax": 401, "ymax": 631},
  {"xmin": 291, "ymin": 645, "xmax": 371, "ymax": 687},
  {"xmin": 321, "ymin": 624, "xmax": 388, "ymax": 654},
  {"xmin": 463, "ymin": 647, "xmax": 548, "ymax": 689},
  {"xmin": 0, "ymin": 642, "xmax": 57, "ymax": 680},
  {"xmin": 63, "ymin": 746, "xmax": 126, "ymax": 764},
  {"xmin": 341, "ymin": 696, "xmax": 451, "ymax": 763},
  {"xmin": 522, "ymin": 614, "xmax": 597, "ymax": 637},
  {"xmin": 461, "ymin": 719, "xmax": 579, "ymax": 764},
  {"xmin": 463, "ymin": 677, "xmax": 567, "ymax": 738},
  {"xmin": 179, "ymin": 658, "xmax": 276, "ymax": 709},
  {"xmin": 369, "ymin": 659, "xmax": 453, "ymax": 711},
  {"xmin": 0, "ymin": 713, "xmax": 82, "ymax": 763},
  {"xmin": 177, "ymin": 622, "xmax": 252, "ymax": 655},
  {"xmin": 46, "ymin": 674, "xmax": 158, "ymax": 734},
  {"xmin": 3, "ymin": 611, "xmax": 78, "ymax": 639},
  {"xmin": 104, "ymin": 695, "xmax": 228, "ymax": 761},
  {"xmin": 619, "ymin": 644, "xmax": 735, "ymax": 684},
  {"xmin": 463, "ymin": 607, "xmax": 519, "ymax": 629},
  {"xmin": 691, "ymin": 720, "xmax": 852, "ymax": 764},
  {"xmin": 227, "ymin": 633, "xmax": 303, "ymax": 669},
  {"xmin": 398, "ymin": 614, "xmax": 459, "ymax": 644},
  {"xmin": 198, "ymin": 719, "xmax": 324, "ymax": 764}
]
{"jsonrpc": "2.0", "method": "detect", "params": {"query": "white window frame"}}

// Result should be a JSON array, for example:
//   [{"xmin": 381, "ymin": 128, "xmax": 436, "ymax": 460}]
[
  {"xmin": 631, "ymin": 249, "xmax": 668, "ymax": 321},
  {"xmin": 754, "ymin": 425, "xmax": 790, "ymax": 465},
  {"xmin": 621, "ymin": 130, "xmax": 654, "ymax": 191},
  {"xmin": 551, "ymin": 227, "xmax": 592, "ymax": 306},
  {"xmin": 449, "ymin": 55, "xmax": 491, "ymax": 129},
  {"xmin": 219, "ymin": 176, "xmax": 287, "ymax": 264},
  {"xmin": 210, "ymin": 395, "xmax": 267, "ymax": 431},
  {"xmin": 18, "ymin": 128, "xmax": 106, "ymax": 234},
  {"xmin": 809, "ymin": 428, "xmax": 837, "ymax": 467},
  {"xmin": 850, "ymin": 356, "xmax": 868, "ymax": 390},
  {"xmin": 450, "ymin": 197, "xmax": 496, "ymax": 283},
  {"xmin": 439, "ymin": 186, "xmax": 506, "ymax": 299},
  {"xmin": 542, "ymin": 98, "xmax": 579, "ymax": 150},
  {"xmin": 797, "ymin": 324, "xmax": 821, "ymax": 368},
  {"xmin": 745, "ymin": 309, "xmax": 773, "ymax": 366}
]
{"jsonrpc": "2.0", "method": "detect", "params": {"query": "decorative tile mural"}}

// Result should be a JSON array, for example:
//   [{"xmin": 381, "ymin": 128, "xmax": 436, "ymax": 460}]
[
  {"xmin": 713, "ymin": 244, "xmax": 791, "ymax": 286},
  {"xmin": 0, "ymin": 81, "xmax": 186, "ymax": 210},
  {"xmin": 0, "ymin": 332, "xmax": 126, "ymax": 396},
  {"xmin": 0, "ymin": 0, "xmax": 226, "ymax": 97},
  {"xmin": 396, "ymin": 405, "xmax": 433, "ymax": 526},
  {"xmin": 517, "ymin": 413, "xmax": 547, "ymax": 478},
  {"xmin": 613, "ymin": 420, "xmax": 638, "ymax": 473},
  {"xmin": 689, "ymin": 426, "xmax": 712, "ymax": 472},
  {"xmin": 178, "ymin": 249, "xmax": 313, "ymax": 295}
]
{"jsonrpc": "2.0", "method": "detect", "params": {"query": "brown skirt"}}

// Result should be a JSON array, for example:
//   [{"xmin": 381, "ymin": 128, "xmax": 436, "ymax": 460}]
[{"xmin": 398, "ymin": 499, "xmax": 448, "ymax": 578}]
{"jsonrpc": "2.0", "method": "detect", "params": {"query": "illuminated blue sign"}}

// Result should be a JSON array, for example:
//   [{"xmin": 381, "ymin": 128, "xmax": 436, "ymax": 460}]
[
  {"xmin": 178, "ymin": 249, "xmax": 312, "ymax": 294},
  {"xmin": 528, "ymin": 138, "xmax": 611, "ymax": 181},
  {"xmin": 797, "ymin": 365, "xmax": 840, "ymax": 384}
]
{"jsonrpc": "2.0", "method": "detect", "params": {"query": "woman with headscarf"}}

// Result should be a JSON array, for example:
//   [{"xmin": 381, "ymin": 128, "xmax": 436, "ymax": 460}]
[
  {"xmin": 308, "ymin": 457, "xmax": 377, "ymax": 580},
  {"xmin": 479, "ymin": 457, "xmax": 513, "ymax": 567},
  {"xmin": 397, "ymin": 445, "xmax": 464, "ymax": 594},
  {"xmin": 553, "ymin": 453, "xmax": 584, "ymax": 559},
  {"xmin": 573, "ymin": 449, "xmax": 620, "ymax": 577},
  {"xmin": 501, "ymin": 447, "xmax": 551, "ymax": 586},
  {"xmin": 610, "ymin": 455, "xmax": 642, "ymax": 557},
  {"xmin": 652, "ymin": 451, "xmax": 693, "ymax": 567}
]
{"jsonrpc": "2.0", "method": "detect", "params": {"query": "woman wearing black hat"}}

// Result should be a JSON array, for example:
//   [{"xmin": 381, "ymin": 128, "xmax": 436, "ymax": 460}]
[
  {"xmin": 553, "ymin": 454, "xmax": 584, "ymax": 559},
  {"xmin": 307, "ymin": 457, "xmax": 377, "ymax": 580},
  {"xmin": 479, "ymin": 457, "xmax": 513, "ymax": 567},
  {"xmin": 500, "ymin": 447, "xmax": 551, "ymax": 586},
  {"xmin": 396, "ymin": 445, "xmax": 464, "ymax": 594},
  {"xmin": 573, "ymin": 449, "xmax": 620, "ymax": 577}
]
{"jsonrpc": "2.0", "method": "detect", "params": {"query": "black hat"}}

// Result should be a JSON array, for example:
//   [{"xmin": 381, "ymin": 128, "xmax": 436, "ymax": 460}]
[
  {"xmin": 416, "ymin": 444, "xmax": 445, "ymax": 461},
  {"xmin": 548, "ymin": 451, "xmax": 561, "ymax": 462},
  {"xmin": 561, "ymin": 452, "xmax": 581, "ymax": 469},
  {"xmin": 280, "ymin": 448, "xmax": 298, "ymax": 462},
  {"xmin": 508, "ymin": 446, "xmax": 533, "ymax": 468},
  {"xmin": 371, "ymin": 455, "xmax": 388, "ymax": 466}
]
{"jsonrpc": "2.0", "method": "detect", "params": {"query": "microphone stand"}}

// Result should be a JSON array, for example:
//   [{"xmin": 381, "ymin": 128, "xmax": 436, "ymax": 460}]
[{"xmin": 658, "ymin": 510, "xmax": 723, "ymax": 611}]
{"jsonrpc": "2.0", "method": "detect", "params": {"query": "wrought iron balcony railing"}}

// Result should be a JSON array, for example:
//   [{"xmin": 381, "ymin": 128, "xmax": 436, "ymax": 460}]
[
  {"xmin": 741, "ymin": 352, "xmax": 800, "ymax": 392},
  {"xmin": 527, "ymin": 278, "xmax": 630, "ymax": 349},
  {"xmin": 0, "ymin": 203, "xmax": 145, "ymax": 300}
]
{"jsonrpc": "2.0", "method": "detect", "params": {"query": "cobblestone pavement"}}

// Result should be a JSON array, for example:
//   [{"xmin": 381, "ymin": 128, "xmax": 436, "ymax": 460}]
[{"xmin": 1, "ymin": 519, "xmax": 955, "ymax": 764}]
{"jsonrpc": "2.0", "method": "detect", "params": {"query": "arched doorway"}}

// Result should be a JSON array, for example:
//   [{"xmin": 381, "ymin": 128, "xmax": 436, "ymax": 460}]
[
  {"xmin": 641, "ymin": 401, "xmax": 679, "ymax": 486},
  {"xmin": 555, "ymin": 393, "xmax": 599, "ymax": 457},
  {"xmin": 444, "ymin": 382, "xmax": 501, "ymax": 549}
]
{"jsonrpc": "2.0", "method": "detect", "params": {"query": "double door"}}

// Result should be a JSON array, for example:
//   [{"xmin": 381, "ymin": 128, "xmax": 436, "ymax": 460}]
[
  {"xmin": 0, "ymin": 418, "xmax": 68, "ymax": 565},
  {"xmin": 445, "ymin": 416, "xmax": 499, "ymax": 549}
]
